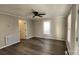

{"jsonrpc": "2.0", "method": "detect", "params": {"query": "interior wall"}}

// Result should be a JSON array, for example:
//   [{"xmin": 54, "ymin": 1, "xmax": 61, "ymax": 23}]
[
  {"xmin": 33, "ymin": 17, "xmax": 67, "ymax": 41},
  {"xmin": 69, "ymin": 5, "xmax": 78, "ymax": 54},
  {"xmin": 25, "ymin": 19, "xmax": 34, "ymax": 39},
  {"xmin": 0, "ymin": 14, "xmax": 20, "ymax": 48},
  {"xmin": 78, "ymin": 8, "xmax": 79, "ymax": 55},
  {"xmin": 66, "ymin": 5, "xmax": 79, "ymax": 55},
  {"xmin": 66, "ymin": 11, "xmax": 72, "ymax": 55}
]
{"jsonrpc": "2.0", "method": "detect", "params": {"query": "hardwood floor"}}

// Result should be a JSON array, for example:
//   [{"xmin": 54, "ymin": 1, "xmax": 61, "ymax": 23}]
[{"xmin": 0, "ymin": 37, "xmax": 66, "ymax": 55}]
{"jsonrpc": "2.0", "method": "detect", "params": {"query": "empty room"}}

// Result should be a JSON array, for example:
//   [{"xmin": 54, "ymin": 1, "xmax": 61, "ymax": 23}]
[{"xmin": 0, "ymin": 4, "xmax": 78, "ymax": 55}]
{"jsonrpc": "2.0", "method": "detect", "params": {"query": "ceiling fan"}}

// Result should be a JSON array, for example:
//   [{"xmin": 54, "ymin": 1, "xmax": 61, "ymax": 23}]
[{"xmin": 32, "ymin": 10, "xmax": 46, "ymax": 18}]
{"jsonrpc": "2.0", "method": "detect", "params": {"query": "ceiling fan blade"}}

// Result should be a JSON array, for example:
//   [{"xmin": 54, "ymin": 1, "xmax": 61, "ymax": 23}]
[{"xmin": 39, "ymin": 13, "xmax": 45, "ymax": 15}]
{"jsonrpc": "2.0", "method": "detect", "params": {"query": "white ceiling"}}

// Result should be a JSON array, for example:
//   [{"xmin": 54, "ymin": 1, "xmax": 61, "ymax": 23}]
[{"xmin": 0, "ymin": 4, "xmax": 72, "ymax": 19}]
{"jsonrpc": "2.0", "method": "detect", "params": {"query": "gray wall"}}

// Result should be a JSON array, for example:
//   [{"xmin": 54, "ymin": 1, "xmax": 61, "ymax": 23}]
[
  {"xmin": 25, "ymin": 19, "xmax": 34, "ymax": 39},
  {"xmin": 0, "ymin": 14, "xmax": 20, "ymax": 48},
  {"xmin": 66, "ymin": 5, "xmax": 79, "ymax": 55},
  {"xmin": 33, "ymin": 16, "xmax": 67, "ymax": 41}
]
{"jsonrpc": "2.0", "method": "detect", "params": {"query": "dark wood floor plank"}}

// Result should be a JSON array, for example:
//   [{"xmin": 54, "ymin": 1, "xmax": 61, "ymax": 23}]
[{"xmin": 0, "ymin": 38, "xmax": 66, "ymax": 55}]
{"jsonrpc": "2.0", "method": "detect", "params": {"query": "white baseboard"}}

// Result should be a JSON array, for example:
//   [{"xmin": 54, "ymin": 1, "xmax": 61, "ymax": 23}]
[
  {"xmin": 26, "ymin": 36, "xmax": 33, "ymax": 39},
  {"xmin": 6, "ymin": 41, "xmax": 20, "ymax": 47},
  {"xmin": 33, "ymin": 36, "xmax": 65, "ymax": 41},
  {"xmin": 0, "ymin": 41, "xmax": 20, "ymax": 49},
  {"xmin": 0, "ymin": 46, "xmax": 6, "ymax": 49},
  {"xmin": 66, "ymin": 40, "xmax": 71, "ymax": 55}
]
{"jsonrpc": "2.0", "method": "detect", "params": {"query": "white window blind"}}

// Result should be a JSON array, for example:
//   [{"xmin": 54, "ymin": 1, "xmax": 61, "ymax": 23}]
[{"xmin": 43, "ymin": 21, "xmax": 51, "ymax": 34}]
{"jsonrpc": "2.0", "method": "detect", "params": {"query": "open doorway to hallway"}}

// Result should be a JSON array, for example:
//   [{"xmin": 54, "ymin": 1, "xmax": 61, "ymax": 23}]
[{"xmin": 18, "ymin": 19, "xmax": 27, "ymax": 40}]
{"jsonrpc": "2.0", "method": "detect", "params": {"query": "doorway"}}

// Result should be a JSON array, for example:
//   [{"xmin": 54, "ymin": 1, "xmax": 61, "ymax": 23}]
[{"xmin": 18, "ymin": 19, "xmax": 27, "ymax": 39}]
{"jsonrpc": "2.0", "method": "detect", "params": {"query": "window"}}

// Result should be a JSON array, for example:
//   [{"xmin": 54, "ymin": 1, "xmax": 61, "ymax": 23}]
[{"xmin": 43, "ymin": 21, "xmax": 51, "ymax": 34}]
